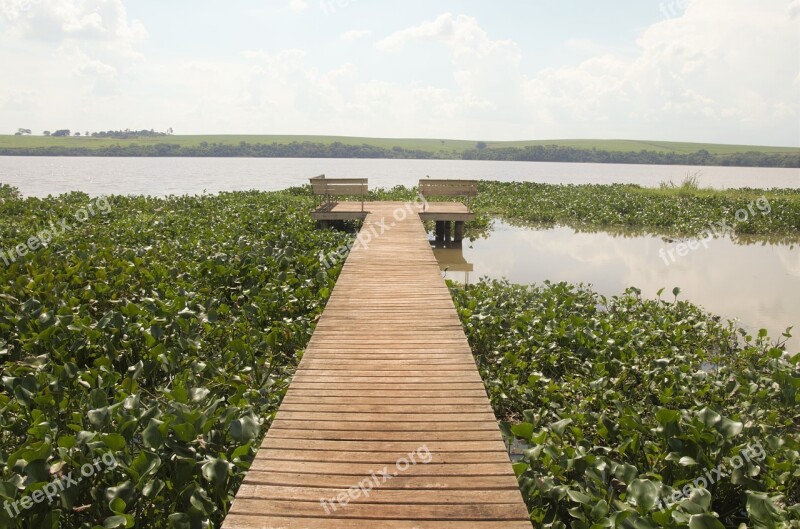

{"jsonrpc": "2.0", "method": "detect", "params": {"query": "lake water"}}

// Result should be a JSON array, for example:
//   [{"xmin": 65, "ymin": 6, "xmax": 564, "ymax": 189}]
[
  {"xmin": 1, "ymin": 155, "xmax": 797, "ymax": 351},
  {"xmin": 439, "ymin": 221, "xmax": 800, "ymax": 353},
  {"xmin": 0, "ymin": 156, "xmax": 798, "ymax": 197}
]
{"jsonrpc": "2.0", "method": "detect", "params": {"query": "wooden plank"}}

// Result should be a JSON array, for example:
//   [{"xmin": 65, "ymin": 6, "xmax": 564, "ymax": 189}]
[
  {"xmin": 247, "ymin": 460, "xmax": 517, "ymax": 477},
  {"xmin": 326, "ymin": 184, "xmax": 369, "ymax": 195},
  {"xmin": 264, "ymin": 430, "xmax": 505, "ymax": 441},
  {"xmin": 229, "ymin": 499, "xmax": 529, "ymax": 520},
  {"xmin": 224, "ymin": 514, "xmax": 532, "ymax": 529},
  {"xmin": 419, "ymin": 186, "xmax": 478, "ymax": 196},
  {"xmin": 235, "ymin": 485, "xmax": 524, "ymax": 503},
  {"xmin": 259, "ymin": 439, "xmax": 509, "ymax": 452},
  {"xmin": 419, "ymin": 180, "xmax": 478, "ymax": 196},
  {"xmin": 241, "ymin": 472, "xmax": 521, "ymax": 489},
  {"xmin": 253, "ymin": 450, "xmax": 513, "ymax": 463},
  {"xmin": 222, "ymin": 202, "xmax": 530, "ymax": 529},
  {"xmin": 421, "ymin": 179, "xmax": 479, "ymax": 186}
]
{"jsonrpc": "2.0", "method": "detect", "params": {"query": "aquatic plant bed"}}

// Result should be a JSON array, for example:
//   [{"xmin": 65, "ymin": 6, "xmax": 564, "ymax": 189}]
[
  {"xmin": 474, "ymin": 182, "xmax": 800, "ymax": 240},
  {"xmin": 451, "ymin": 279, "xmax": 799, "ymax": 528},
  {"xmin": 0, "ymin": 185, "xmax": 351, "ymax": 528},
  {"xmin": 1, "ymin": 183, "xmax": 797, "ymax": 528}
]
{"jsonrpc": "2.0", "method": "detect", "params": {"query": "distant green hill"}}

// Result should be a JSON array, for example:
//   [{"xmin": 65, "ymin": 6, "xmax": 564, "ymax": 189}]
[
  {"xmin": 1, "ymin": 134, "xmax": 797, "ymax": 155},
  {"xmin": 1, "ymin": 135, "xmax": 797, "ymax": 168}
]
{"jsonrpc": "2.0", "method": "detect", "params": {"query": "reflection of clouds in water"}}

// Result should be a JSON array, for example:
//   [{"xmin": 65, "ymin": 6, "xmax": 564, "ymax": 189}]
[
  {"xmin": 777, "ymin": 249, "xmax": 800, "ymax": 277},
  {"xmin": 466, "ymin": 235, "xmax": 517, "ymax": 281},
  {"xmin": 461, "ymin": 221, "xmax": 800, "ymax": 351}
]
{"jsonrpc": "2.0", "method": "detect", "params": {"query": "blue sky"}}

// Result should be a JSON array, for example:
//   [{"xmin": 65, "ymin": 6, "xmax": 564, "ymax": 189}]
[{"xmin": 1, "ymin": 0, "xmax": 798, "ymax": 145}]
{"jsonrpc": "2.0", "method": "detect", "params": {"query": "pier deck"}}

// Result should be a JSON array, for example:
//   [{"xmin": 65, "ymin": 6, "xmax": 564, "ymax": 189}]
[{"xmin": 222, "ymin": 202, "xmax": 530, "ymax": 529}]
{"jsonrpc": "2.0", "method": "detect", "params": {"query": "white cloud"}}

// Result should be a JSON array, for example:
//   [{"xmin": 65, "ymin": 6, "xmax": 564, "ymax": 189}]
[
  {"xmin": 526, "ymin": 0, "xmax": 800, "ymax": 142},
  {"xmin": 0, "ymin": 0, "xmax": 796, "ymax": 144},
  {"xmin": 365, "ymin": 3, "xmax": 799, "ymax": 143},
  {"xmin": 376, "ymin": 14, "xmax": 526, "ymax": 123},
  {"xmin": 341, "ymin": 29, "xmax": 371, "ymax": 42},
  {"xmin": 0, "ymin": 0, "xmax": 147, "ymax": 49}
]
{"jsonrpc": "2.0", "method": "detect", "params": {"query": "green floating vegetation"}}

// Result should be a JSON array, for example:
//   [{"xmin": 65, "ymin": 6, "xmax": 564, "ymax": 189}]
[
  {"xmin": 475, "ymin": 181, "xmax": 800, "ymax": 240},
  {"xmin": 1, "ymin": 182, "xmax": 798, "ymax": 528},
  {"xmin": 450, "ymin": 279, "xmax": 799, "ymax": 529},
  {"xmin": 0, "ymin": 187, "xmax": 350, "ymax": 528},
  {"xmin": 365, "ymin": 181, "xmax": 800, "ymax": 241}
]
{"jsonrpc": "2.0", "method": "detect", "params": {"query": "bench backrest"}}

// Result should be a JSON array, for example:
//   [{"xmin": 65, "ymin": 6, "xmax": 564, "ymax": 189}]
[
  {"xmin": 419, "ymin": 179, "xmax": 478, "ymax": 198},
  {"xmin": 309, "ymin": 175, "xmax": 369, "ymax": 196},
  {"xmin": 310, "ymin": 174, "xmax": 327, "ymax": 195}
]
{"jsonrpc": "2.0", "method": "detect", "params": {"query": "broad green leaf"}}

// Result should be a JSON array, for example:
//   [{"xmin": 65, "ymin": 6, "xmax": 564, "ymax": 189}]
[
  {"xmin": 510, "ymin": 422, "xmax": 534, "ymax": 440},
  {"xmin": 168, "ymin": 513, "xmax": 191, "ymax": 529},
  {"xmin": 230, "ymin": 414, "xmax": 261, "ymax": 443},
  {"xmin": 550, "ymin": 418, "xmax": 573, "ymax": 437},
  {"xmin": 142, "ymin": 419, "xmax": 164, "ymax": 449},
  {"xmin": 697, "ymin": 408, "xmax": 721, "ymax": 427},
  {"xmin": 688, "ymin": 514, "xmax": 726, "ymax": 529},
  {"xmin": 715, "ymin": 418, "xmax": 743, "ymax": 438},
  {"xmin": 568, "ymin": 489, "xmax": 593, "ymax": 504},
  {"xmin": 628, "ymin": 479, "xmax": 659, "ymax": 512},
  {"xmin": 746, "ymin": 492, "xmax": 784, "ymax": 529}
]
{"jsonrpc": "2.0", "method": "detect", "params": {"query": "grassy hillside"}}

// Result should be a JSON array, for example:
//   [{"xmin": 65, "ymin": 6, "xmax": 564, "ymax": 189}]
[{"xmin": 1, "ymin": 134, "xmax": 797, "ymax": 156}]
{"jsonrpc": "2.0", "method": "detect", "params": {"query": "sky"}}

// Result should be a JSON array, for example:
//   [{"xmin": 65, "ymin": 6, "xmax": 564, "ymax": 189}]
[{"xmin": 0, "ymin": 0, "xmax": 798, "ymax": 146}]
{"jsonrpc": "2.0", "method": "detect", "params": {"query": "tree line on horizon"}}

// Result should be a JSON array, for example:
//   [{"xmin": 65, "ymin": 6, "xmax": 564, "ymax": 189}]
[
  {"xmin": 0, "ymin": 141, "xmax": 796, "ymax": 168},
  {"xmin": 14, "ymin": 128, "xmax": 174, "ymax": 138}
]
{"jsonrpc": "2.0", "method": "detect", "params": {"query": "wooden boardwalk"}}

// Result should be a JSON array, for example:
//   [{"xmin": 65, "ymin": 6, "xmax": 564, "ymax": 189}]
[{"xmin": 222, "ymin": 203, "xmax": 531, "ymax": 529}]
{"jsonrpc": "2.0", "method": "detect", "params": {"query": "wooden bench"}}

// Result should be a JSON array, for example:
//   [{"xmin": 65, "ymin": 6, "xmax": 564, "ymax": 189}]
[
  {"xmin": 310, "ymin": 174, "xmax": 368, "ymax": 212},
  {"xmin": 418, "ymin": 179, "xmax": 478, "ymax": 212}
]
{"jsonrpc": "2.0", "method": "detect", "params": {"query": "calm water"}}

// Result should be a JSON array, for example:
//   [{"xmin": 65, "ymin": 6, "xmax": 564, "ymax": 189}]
[
  {"xmin": 0, "ymin": 156, "xmax": 798, "ymax": 197},
  {"xmin": 440, "ymin": 221, "xmax": 800, "ymax": 352}
]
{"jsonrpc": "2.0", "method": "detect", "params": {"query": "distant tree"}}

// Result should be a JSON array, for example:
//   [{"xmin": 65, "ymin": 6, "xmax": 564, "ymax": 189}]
[
  {"xmin": 17, "ymin": 128, "xmax": 32, "ymax": 135},
  {"xmin": 476, "ymin": 141, "xmax": 488, "ymax": 149},
  {"xmin": 85, "ymin": 131, "xmax": 90, "ymax": 137},
  {"xmin": 52, "ymin": 129, "xmax": 71, "ymax": 137},
  {"xmin": 43, "ymin": 131, "xmax": 51, "ymax": 136},
  {"xmin": 14, "ymin": 132, "xmax": 22, "ymax": 136},
  {"xmin": 167, "ymin": 127, "xmax": 174, "ymax": 135},
  {"xmin": 74, "ymin": 132, "xmax": 81, "ymax": 136}
]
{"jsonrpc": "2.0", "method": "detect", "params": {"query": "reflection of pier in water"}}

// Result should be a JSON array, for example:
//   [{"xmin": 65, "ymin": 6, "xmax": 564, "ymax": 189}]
[{"xmin": 431, "ymin": 241, "xmax": 474, "ymax": 285}]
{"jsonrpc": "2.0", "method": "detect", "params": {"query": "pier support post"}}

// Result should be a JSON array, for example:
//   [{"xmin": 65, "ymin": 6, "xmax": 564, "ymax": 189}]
[
  {"xmin": 435, "ymin": 221, "xmax": 446, "ymax": 242},
  {"xmin": 454, "ymin": 221, "xmax": 465, "ymax": 242},
  {"xmin": 444, "ymin": 221, "xmax": 452, "ymax": 243}
]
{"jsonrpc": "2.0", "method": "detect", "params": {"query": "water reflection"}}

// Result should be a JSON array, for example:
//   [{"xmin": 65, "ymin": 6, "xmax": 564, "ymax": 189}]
[
  {"xmin": 431, "ymin": 242, "xmax": 474, "ymax": 285},
  {"xmin": 437, "ymin": 220, "xmax": 800, "ymax": 352}
]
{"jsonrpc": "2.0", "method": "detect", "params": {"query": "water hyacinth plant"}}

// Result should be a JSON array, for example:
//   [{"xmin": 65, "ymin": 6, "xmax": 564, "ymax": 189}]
[
  {"xmin": 0, "ymin": 188, "xmax": 352, "ymax": 528},
  {"xmin": 450, "ymin": 280, "xmax": 799, "ymax": 529},
  {"xmin": 1, "ymin": 182, "xmax": 798, "ymax": 528}
]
